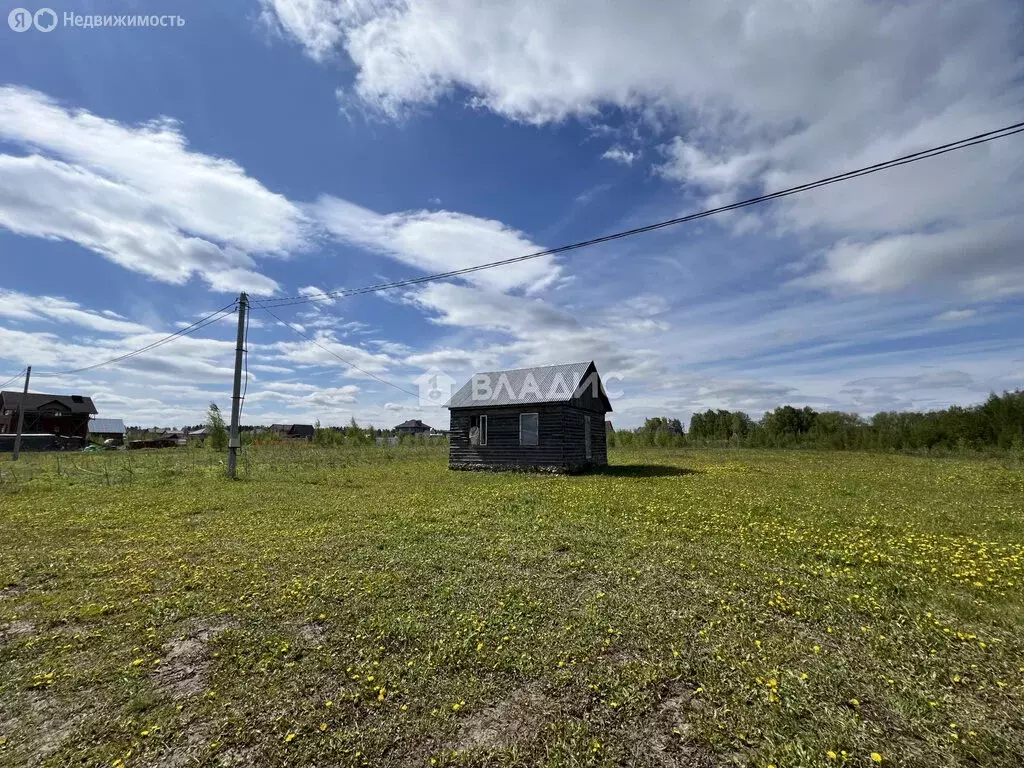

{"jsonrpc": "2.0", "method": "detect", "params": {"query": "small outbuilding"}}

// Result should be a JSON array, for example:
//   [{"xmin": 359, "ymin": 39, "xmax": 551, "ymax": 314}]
[
  {"xmin": 88, "ymin": 417, "xmax": 126, "ymax": 446},
  {"xmin": 446, "ymin": 361, "xmax": 611, "ymax": 473}
]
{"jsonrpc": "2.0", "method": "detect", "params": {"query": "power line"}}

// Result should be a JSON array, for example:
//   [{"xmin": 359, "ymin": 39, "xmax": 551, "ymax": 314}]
[
  {"xmin": 0, "ymin": 369, "xmax": 27, "ymax": 390},
  {"xmin": 259, "ymin": 305, "xmax": 421, "ymax": 398},
  {"xmin": 252, "ymin": 120, "xmax": 1024, "ymax": 310},
  {"xmin": 41, "ymin": 301, "xmax": 239, "ymax": 377}
]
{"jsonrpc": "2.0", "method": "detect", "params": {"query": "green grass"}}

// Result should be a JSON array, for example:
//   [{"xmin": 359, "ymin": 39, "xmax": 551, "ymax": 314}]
[{"xmin": 1, "ymin": 445, "xmax": 1022, "ymax": 767}]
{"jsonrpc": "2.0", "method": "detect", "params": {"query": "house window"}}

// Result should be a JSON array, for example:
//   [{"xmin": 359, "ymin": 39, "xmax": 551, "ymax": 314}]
[
  {"xmin": 519, "ymin": 412, "xmax": 539, "ymax": 446},
  {"xmin": 470, "ymin": 414, "xmax": 488, "ymax": 446}
]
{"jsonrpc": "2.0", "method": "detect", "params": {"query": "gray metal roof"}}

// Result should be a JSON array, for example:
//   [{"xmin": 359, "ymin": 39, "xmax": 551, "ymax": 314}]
[
  {"xmin": 88, "ymin": 418, "xmax": 125, "ymax": 435},
  {"xmin": 447, "ymin": 361, "xmax": 610, "ymax": 409}
]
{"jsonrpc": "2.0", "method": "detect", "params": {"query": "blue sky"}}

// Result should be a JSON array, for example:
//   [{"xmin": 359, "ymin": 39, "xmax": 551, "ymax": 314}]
[{"xmin": 1, "ymin": 0, "xmax": 1022, "ymax": 428}]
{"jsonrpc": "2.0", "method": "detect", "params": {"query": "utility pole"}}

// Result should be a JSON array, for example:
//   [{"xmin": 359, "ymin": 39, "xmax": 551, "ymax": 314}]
[
  {"xmin": 227, "ymin": 293, "xmax": 247, "ymax": 479},
  {"xmin": 12, "ymin": 366, "xmax": 31, "ymax": 461}
]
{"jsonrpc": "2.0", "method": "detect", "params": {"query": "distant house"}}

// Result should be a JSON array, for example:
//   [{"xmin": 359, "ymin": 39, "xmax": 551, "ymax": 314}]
[
  {"xmin": 270, "ymin": 423, "xmax": 315, "ymax": 441},
  {"xmin": 89, "ymin": 417, "xmax": 126, "ymax": 445},
  {"xmin": 0, "ymin": 390, "xmax": 97, "ymax": 442},
  {"xmin": 186, "ymin": 427, "xmax": 209, "ymax": 443},
  {"xmin": 446, "ymin": 361, "xmax": 612, "ymax": 473},
  {"xmin": 394, "ymin": 419, "xmax": 433, "ymax": 436}
]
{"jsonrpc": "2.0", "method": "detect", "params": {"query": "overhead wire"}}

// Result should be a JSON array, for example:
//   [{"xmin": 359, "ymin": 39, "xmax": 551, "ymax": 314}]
[
  {"xmin": 0, "ymin": 369, "xmax": 27, "ymax": 390},
  {"xmin": 40, "ymin": 300, "xmax": 239, "ymax": 377},
  {"xmin": 3, "ymin": 119, "xmax": 1022, "ymax": 394},
  {"xmin": 251, "ymin": 120, "xmax": 1024, "ymax": 310},
  {"xmin": 259, "ymin": 304, "xmax": 421, "ymax": 398}
]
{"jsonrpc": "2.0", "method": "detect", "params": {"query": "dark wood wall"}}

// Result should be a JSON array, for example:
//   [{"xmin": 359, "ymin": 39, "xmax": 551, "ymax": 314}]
[
  {"xmin": 449, "ymin": 403, "xmax": 566, "ymax": 467},
  {"xmin": 449, "ymin": 400, "xmax": 608, "ymax": 471},
  {"xmin": 561, "ymin": 406, "xmax": 608, "ymax": 467}
]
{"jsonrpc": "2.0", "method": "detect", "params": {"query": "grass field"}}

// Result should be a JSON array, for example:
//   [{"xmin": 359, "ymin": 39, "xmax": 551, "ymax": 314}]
[{"xmin": 1, "ymin": 445, "xmax": 1022, "ymax": 768}]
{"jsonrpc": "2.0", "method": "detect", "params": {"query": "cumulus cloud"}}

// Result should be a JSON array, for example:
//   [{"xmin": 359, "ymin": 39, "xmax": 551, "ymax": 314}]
[
  {"xmin": 601, "ymin": 146, "xmax": 639, "ymax": 166},
  {"xmin": 268, "ymin": 332, "xmax": 394, "ymax": 375},
  {"xmin": 0, "ymin": 288, "xmax": 151, "ymax": 335},
  {"xmin": 310, "ymin": 196, "xmax": 560, "ymax": 293},
  {"xmin": 793, "ymin": 221, "xmax": 1024, "ymax": 298},
  {"xmin": 262, "ymin": 0, "xmax": 1024, "ymax": 298},
  {"xmin": 0, "ymin": 86, "xmax": 568, "ymax": 301},
  {"xmin": 0, "ymin": 86, "xmax": 310, "ymax": 294},
  {"xmin": 0, "ymin": 324, "xmax": 238, "ymax": 383}
]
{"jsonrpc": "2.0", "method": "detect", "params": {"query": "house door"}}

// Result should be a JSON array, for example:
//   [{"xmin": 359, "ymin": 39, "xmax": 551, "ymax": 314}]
[{"xmin": 584, "ymin": 415, "xmax": 592, "ymax": 460}]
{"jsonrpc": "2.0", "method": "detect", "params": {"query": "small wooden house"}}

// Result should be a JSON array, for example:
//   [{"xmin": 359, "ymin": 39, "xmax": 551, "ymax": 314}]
[{"xmin": 446, "ymin": 361, "xmax": 612, "ymax": 473}]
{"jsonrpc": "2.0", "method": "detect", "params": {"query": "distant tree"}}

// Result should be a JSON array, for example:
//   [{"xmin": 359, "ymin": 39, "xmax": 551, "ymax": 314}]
[
  {"xmin": 761, "ymin": 405, "xmax": 817, "ymax": 437},
  {"xmin": 636, "ymin": 417, "xmax": 685, "ymax": 446},
  {"xmin": 343, "ymin": 416, "xmax": 367, "ymax": 445},
  {"xmin": 689, "ymin": 409, "xmax": 753, "ymax": 440},
  {"xmin": 606, "ymin": 390, "xmax": 1024, "ymax": 456},
  {"xmin": 206, "ymin": 402, "xmax": 228, "ymax": 451}
]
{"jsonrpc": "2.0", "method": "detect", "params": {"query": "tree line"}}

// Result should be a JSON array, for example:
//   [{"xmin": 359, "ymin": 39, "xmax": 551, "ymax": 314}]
[{"xmin": 609, "ymin": 390, "xmax": 1024, "ymax": 453}]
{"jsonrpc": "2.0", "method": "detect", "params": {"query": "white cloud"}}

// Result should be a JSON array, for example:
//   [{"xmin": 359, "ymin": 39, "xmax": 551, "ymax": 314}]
[
  {"xmin": 298, "ymin": 285, "xmax": 336, "ymax": 305},
  {"xmin": 601, "ymin": 146, "xmax": 639, "ymax": 166},
  {"xmin": 269, "ymin": 331, "xmax": 394, "ymax": 375},
  {"xmin": 261, "ymin": 1, "xmax": 1018, "ymax": 127},
  {"xmin": 656, "ymin": 140, "xmax": 763, "ymax": 188},
  {"xmin": 409, "ymin": 282, "xmax": 579, "ymax": 335},
  {"xmin": 0, "ymin": 324, "xmax": 238, "ymax": 383},
  {"xmin": 258, "ymin": 0, "xmax": 374, "ymax": 61},
  {"xmin": 0, "ymin": 86, "xmax": 308, "ymax": 252},
  {"xmin": 245, "ymin": 383, "xmax": 361, "ymax": 408},
  {"xmin": 794, "ymin": 221, "xmax": 1024, "ymax": 298},
  {"xmin": 0, "ymin": 86, "xmax": 308, "ymax": 294},
  {"xmin": 310, "ymin": 196, "xmax": 560, "ymax": 293},
  {"xmin": 935, "ymin": 309, "xmax": 978, "ymax": 322},
  {"xmin": 263, "ymin": 0, "xmax": 1024, "ymax": 299},
  {"xmin": 404, "ymin": 347, "xmax": 498, "ymax": 371},
  {"xmin": 0, "ymin": 289, "xmax": 151, "ymax": 335}
]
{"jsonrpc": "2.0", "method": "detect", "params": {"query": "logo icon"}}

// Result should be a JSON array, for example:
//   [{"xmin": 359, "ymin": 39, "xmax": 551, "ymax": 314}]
[
  {"xmin": 413, "ymin": 367, "xmax": 456, "ymax": 408},
  {"xmin": 8, "ymin": 8, "xmax": 32, "ymax": 31},
  {"xmin": 34, "ymin": 8, "xmax": 57, "ymax": 31}
]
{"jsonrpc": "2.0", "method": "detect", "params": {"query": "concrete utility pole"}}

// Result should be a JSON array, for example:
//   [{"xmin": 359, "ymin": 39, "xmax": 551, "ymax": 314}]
[
  {"xmin": 227, "ymin": 293, "xmax": 248, "ymax": 479},
  {"xmin": 12, "ymin": 365, "xmax": 31, "ymax": 461}
]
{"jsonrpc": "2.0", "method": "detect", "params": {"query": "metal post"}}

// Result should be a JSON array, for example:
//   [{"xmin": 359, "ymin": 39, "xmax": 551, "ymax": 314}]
[
  {"xmin": 227, "ymin": 294, "xmax": 247, "ymax": 478},
  {"xmin": 12, "ymin": 366, "xmax": 31, "ymax": 461}
]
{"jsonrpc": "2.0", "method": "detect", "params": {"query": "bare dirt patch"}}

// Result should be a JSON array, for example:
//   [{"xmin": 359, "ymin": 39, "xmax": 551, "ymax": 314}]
[
  {"xmin": 296, "ymin": 622, "xmax": 326, "ymax": 646},
  {"xmin": 0, "ymin": 583, "xmax": 27, "ymax": 600},
  {"xmin": 152, "ymin": 620, "xmax": 235, "ymax": 700},
  {"xmin": 456, "ymin": 686, "xmax": 554, "ymax": 752},
  {"xmin": 0, "ymin": 690, "xmax": 86, "ymax": 764},
  {"xmin": 646, "ymin": 682, "xmax": 715, "ymax": 768},
  {"xmin": 0, "ymin": 619, "xmax": 35, "ymax": 644}
]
